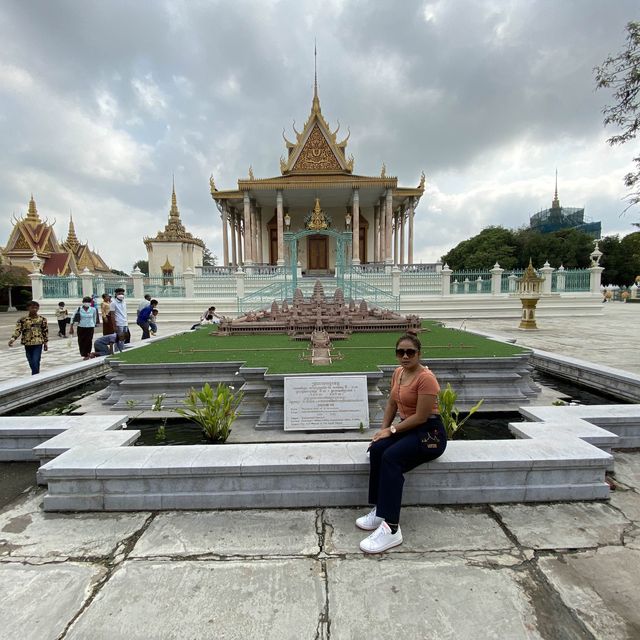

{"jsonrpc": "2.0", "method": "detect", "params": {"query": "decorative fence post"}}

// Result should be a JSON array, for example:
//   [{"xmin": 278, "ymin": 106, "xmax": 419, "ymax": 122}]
[
  {"xmin": 490, "ymin": 262, "xmax": 503, "ymax": 296},
  {"xmin": 452, "ymin": 279, "xmax": 459, "ymax": 294},
  {"xmin": 29, "ymin": 272, "xmax": 44, "ymax": 301},
  {"xmin": 540, "ymin": 261, "xmax": 554, "ymax": 295},
  {"xmin": 441, "ymin": 263, "xmax": 452, "ymax": 296},
  {"xmin": 183, "ymin": 267, "xmax": 195, "ymax": 298},
  {"xmin": 556, "ymin": 265, "xmax": 565, "ymax": 292},
  {"xmin": 475, "ymin": 276, "xmax": 483, "ymax": 293},
  {"xmin": 80, "ymin": 268, "xmax": 93, "ymax": 298},
  {"xmin": 463, "ymin": 278, "xmax": 470, "ymax": 294},
  {"xmin": 391, "ymin": 265, "xmax": 401, "ymax": 297},
  {"xmin": 631, "ymin": 283, "xmax": 638, "ymax": 299},
  {"xmin": 95, "ymin": 275, "xmax": 105, "ymax": 296},
  {"xmin": 508, "ymin": 273, "xmax": 517, "ymax": 292},
  {"xmin": 589, "ymin": 265, "xmax": 604, "ymax": 294},
  {"xmin": 235, "ymin": 267, "xmax": 245, "ymax": 298},
  {"xmin": 68, "ymin": 272, "xmax": 79, "ymax": 299},
  {"xmin": 132, "ymin": 267, "xmax": 144, "ymax": 299}
]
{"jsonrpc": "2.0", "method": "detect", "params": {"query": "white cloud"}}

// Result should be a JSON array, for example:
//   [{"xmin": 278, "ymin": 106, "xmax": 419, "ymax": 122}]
[{"xmin": 131, "ymin": 73, "xmax": 167, "ymax": 117}]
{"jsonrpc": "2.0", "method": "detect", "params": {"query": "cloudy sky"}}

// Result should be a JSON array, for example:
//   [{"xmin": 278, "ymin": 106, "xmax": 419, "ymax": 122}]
[{"xmin": 1, "ymin": 0, "xmax": 638, "ymax": 271}]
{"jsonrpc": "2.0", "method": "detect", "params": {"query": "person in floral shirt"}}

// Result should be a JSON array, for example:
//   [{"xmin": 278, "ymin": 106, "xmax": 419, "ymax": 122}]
[{"xmin": 8, "ymin": 301, "xmax": 49, "ymax": 375}]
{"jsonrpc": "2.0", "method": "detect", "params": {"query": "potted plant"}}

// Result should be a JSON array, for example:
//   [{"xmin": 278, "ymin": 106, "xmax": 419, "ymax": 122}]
[
  {"xmin": 176, "ymin": 382, "xmax": 242, "ymax": 442},
  {"xmin": 437, "ymin": 383, "xmax": 484, "ymax": 439}
]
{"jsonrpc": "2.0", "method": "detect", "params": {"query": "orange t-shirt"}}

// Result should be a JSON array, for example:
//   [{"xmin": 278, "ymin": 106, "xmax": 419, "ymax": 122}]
[{"xmin": 391, "ymin": 366, "xmax": 440, "ymax": 418}]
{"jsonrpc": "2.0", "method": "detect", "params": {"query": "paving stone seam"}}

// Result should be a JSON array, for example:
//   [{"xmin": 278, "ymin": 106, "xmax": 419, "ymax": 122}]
[{"xmin": 56, "ymin": 512, "xmax": 156, "ymax": 640}]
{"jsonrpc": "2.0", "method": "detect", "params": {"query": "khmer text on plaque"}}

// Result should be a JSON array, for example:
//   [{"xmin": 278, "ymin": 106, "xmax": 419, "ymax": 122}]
[{"xmin": 284, "ymin": 376, "xmax": 369, "ymax": 431}]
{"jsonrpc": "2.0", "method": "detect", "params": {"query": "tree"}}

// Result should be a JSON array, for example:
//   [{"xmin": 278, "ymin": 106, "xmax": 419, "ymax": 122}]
[
  {"xmin": 595, "ymin": 21, "xmax": 640, "ymax": 210},
  {"xmin": 441, "ymin": 227, "xmax": 519, "ymax": 270},
  {"xmin": 110, "ymin": 268, "xmax": 129, "ymax": 277},
  {"xmin": 0, "ymin": 266, "xmax": 30, "ymax": 310},
  {"xmin": 202, "ymin": 246, "xmax": 217, "ymax": 266},
  {"xmin": 132, "ymin": 259, "xmax": 149, "ymax": 275}
]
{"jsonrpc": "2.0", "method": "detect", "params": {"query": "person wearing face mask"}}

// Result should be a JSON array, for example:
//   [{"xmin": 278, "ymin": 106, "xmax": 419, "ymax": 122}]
[
  {"xmin": 109, "ymin": 288, "xmax": 129, "ymax": 350},
  {"xmin": 70, "ymin": 296, "xmax": 98, "ymax": 359}
]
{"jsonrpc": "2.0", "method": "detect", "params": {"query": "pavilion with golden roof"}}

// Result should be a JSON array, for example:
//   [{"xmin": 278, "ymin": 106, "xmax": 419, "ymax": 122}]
[
  {"xmin": 2, "ymin": 196, "xmax": 110, "ymax": 276},
  {"xmin": 210, "ymin": 79, "xmax": 425, "ymax": 273}
]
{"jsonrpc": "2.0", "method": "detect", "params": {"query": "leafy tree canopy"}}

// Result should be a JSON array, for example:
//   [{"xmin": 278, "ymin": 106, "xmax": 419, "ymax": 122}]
[
  {"xmin": 595, "ymin": 21, "xmax": 640, "ymax": 210},
  {"xmin": 202, "ymin": 246, "xmax": 217, "ymax": 266},
  {"xmin": 132, "ymin": 259, "xmax": 149, "ymax": 275}
]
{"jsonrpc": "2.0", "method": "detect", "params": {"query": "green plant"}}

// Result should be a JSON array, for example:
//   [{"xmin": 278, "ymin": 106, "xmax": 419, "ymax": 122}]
[
  {"xmin": 155, "ymin": 425, "xmax": 167, "ymax": 441},
  {"xmin": 437, "ymin": 383, "xmax": 484, "ymax": 440},
  {"xmin": 176, "ymin": 382, "xmax": 243, "ymax": 442},
  {"xmin": 152, "ymin": 393, "xmax": 168, "ymax": 441},
  {"xmin": 41, "ymin": 403, "xmax": 80, "ymax": 416},
  {"xmin": 359, "ymin": 421, "xmax": 365, "ymax": 433},
  {"xmin": 552, "ymin": 400, "xmax": 566, "ymax": 406}
]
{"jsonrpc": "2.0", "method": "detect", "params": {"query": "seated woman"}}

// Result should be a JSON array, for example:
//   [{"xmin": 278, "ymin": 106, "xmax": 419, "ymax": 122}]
[{"xmin": 357, "ymin": 333, "xmax": 447, "ymax": 554}]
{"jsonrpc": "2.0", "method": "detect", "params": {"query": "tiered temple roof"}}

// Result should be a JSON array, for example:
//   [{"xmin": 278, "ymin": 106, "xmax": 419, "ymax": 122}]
[{"xmin": 2, "ymin": 197, "xmax": 110, "ymax": 275}]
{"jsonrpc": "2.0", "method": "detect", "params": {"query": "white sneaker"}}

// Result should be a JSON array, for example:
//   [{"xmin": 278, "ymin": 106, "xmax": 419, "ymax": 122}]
[
  {"xmin": 359, "ymin": 521, "xmax": 403, "ymax": 554},
  {"xmin": 356, "ymin": 506, "xmax": 384, "ymax": 531}
]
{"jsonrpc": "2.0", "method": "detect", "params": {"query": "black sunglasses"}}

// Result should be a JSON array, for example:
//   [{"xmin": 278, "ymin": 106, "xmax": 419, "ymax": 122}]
[{"xmin": 396, "ymin": 348, "xmax": 417, "ymax": 357}]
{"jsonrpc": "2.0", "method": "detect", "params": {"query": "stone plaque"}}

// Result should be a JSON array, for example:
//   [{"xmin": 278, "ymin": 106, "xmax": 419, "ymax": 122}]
[{"xmin": 284, "ymin": 376, "xmax": 369, "ymax": 431}]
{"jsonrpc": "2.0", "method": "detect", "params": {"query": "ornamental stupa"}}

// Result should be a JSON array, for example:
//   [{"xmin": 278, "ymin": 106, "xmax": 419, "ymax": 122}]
[{"xmin": 144, "ymin": 182, "xmax": 205, "ymax": 277}]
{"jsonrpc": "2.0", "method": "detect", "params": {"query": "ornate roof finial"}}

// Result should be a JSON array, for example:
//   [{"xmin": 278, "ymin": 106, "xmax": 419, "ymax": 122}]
[
  {"xmin": 209, "ymin": 174, "xmax": 217, "ymax": 194},
  {"xmin": 249, "ymin": 165, "xmax": 255, "ymax": 180},
  {"xmin": 312, "ymin": 40, "xmax": 321, "ymax": 114},
  {"xmin": 552, "ymin": 169, "xmax": 560, "ymax": 209},
  {"xmin": 419, "ymin": 171, "xmax": 426, "ymax": 189},
  {"xmin": 26, "ymin": 194, "xmax": 40, "ymax": 224},
  {"xmin": 381, "ymin": 163, "xmax": 386, "ymax": 178},
  {"xmin": 66, "ymin": 211, "xmax": 80, "ymax": 250},
  {"xmin": 170, "ymin": 181, "xmax": 180, "ymax": 219}
]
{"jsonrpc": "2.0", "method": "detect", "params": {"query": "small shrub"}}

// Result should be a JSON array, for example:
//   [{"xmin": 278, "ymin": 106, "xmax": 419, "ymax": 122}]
[
  {"xmin": 176, "ymin": 382, "xmax": 242, "ymax": 442},
  {"xmin": 437, "ymin": 383, "xmax": 484, "ymax": 440}
]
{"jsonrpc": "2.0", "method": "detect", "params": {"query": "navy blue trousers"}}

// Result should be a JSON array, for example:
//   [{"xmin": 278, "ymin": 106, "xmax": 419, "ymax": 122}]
[
  {"xmin": 24, "ymin": 344, "xmax": 43, "ymax": 375},
  {"xmin": 368, "ymin": 415, "xmax": 447, "ymax": 524}
]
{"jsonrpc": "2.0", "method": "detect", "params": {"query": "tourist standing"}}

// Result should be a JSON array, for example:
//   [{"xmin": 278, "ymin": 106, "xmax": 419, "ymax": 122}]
[
  {"xmin": 356, "ymin": 333, "xmax": 447, "ymax": 554},
  {"xmin": 109, "ymin": 288, "xmax": 129, "ymax": 350},
  {"xmin": 55, "ymin": 301, "xmax": 69, "ymax": 337},
  {"xmin": 100, "ymin": 293, "xmax": 114, "ymax": 335},
  {"xmin": 136, "ymin": 299, "xmax": 158, "ymax": 340},
  {"xmin": 70, "ymin": 296, "xmax": 98, "ymax": 359},
  {"xmin": 8, "ymin": 301, "xmax": 49, "ymax": 375}
]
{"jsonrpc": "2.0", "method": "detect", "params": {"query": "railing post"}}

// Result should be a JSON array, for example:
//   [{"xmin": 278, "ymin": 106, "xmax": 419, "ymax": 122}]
[
  {"xmin": 68, "ymin": 272, "xmax": 78, "ymax": 298},
  {"xmin": 508, "ymin": 273, "xmax": 517, "ymax": 293},
  {"xmin": 556, "ymin": 265, "xmax": 565, "ymax": 292},
  {"xmin": 29, "ymin": 272, "xmax": 44, "ymax": 301},
  {"xmin": 391, "ymin": 265, "xmax": 401, "ymax": 297},
  {"xmin": 452, "ymin": 279, "xmax": 459, "ymax": 294},
  {"xmin": 490, "ymin": 262, "xmax": 504, "ymax": 295},
  {"xmin": 631, "ymin": 283, "xmax": 638, "ymax": 299},
  {"xmin": 589, "ymin": 265, "xmax": 604, "ymax": 294},
  {"xmin": 132, "ymin": 267, "xmax": 144, "ymax": 298},
  {"xmin": 80, "ymin": 268, "xmax": 93, "ymax": 298},
  {"xmin": 540, "ymin": 261, "xmax": 554, "ymax": 295},
  {"xmin": 235, "ymin": 267, "xmax": 245, "ymax": 298},
  {"xmin": 463, "ymin": 278, "xmax": 470, "ymax": 294},
  {"xmin": 183, "ymin": 267, "xmax": 194, "ymax": 298},
  {"xmin": 441, "ymin": 263, "xmax": 452, "ymax": 296},
  {"xmin": 95, "ymin": 275, "xmax": 105, "ymax": 296}
]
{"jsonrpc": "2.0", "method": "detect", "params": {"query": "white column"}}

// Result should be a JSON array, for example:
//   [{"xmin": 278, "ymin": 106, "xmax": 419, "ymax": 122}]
[
  {"xmin": 257, "ymin": 207, "xmax": 263, "ymax": 264},
  {"xmin": 230, "ymin": 210, "xmax": 237, "ymax": 267},
  {"xmin": 243, "ymin": 192, "xmax": 253, "ymax": 265},
  {"xmin": 81, "ymin": 268, "xmax": 94, "ymax": 298},
  {"xmin": 29, "ymin": 272, "xmax": 44, "ymax": 301},
  {"xmin": 237, "ymin": 215, "xmax": 244, "ymax": 266},
  {"xmin": 393, "ymin": 210, "xmax": 399, "ymax": 265},
  {"xmin": 385, "ymin": 190, "xmax": 393, "ymax": 265},
  {"xmin": 441, "ymin": 264, "xmax": 452, "ymax": 296},
  {"xmin": 373, "ymin": 205, "xmax": 379, "ymax": 263},
  {"xmin": 408, "ymin": 198, "xmax": 415, "ymax": 265},
  {"xmin": 490, "ymin": 262, "xmax": 504, "ymax": 296},
  {"xmin": 276, "ymin": 190, "xmax": 285, "ymax": 267},
  {"xmin": 352, "ymin": 188, "xmax": 360, "ymax": 265},
  {"xmin": 221, "ymin": 203, "xmax": 229, "ymax": 267},
  {"xmin": 183, "ymin": 267, "xmax": 195, "ymax": 297},
  {"xmin": 400, "ymin": 209, "xmax": 405, "ymax": 265},
  {"xmin": 250, "ymin": 199, "xmax": 259, "ymax": 265},
  {"xmin": 589, "ymin": 265, "xmax": 604, "ymax": 294},
  {"xmin": 131, "ymin": 267, "xmax": 144, "ymax": 298},
  {"xmin": 540, "ymin": 261, "xmax": 554, "ymax": 295}
]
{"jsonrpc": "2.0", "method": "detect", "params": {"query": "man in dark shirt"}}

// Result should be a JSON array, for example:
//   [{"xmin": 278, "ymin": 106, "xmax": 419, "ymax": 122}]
[{"xmin": 8, "ymin": 301, "xmax": 49, "ymax": 375}]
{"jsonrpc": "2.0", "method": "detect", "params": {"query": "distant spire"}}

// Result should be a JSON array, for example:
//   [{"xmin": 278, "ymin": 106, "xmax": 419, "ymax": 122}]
[
  {"xmin": 312, "ymin": 40, "xmax": 321, "ymax": 113},
  {"xmin": 169, "ymin": 180, "xmax": 180, "ymax": 219},
  {"xmin": 552, "ymin": 169, "xmax": 560, "ymax": 209},
  {"xmin": 26, "ymin": 194, "xmax": 40, "ymax": 223},
  {"xmin": 66, "ymin": 211, "xmax": 80, "ymax": 249}
]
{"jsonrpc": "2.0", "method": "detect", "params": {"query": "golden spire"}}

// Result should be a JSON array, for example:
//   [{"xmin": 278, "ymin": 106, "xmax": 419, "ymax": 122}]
[
  {"xmin": 26, "ymin": 194, "xmax": 41, "ymax": 224},
  {"xmin": 311, "ymin": 40, "xmax": 321, "ymax": 114},
  {"xmin": 551, "ymin": 169, "xmax": 560, "ymax": 209},
  {"xmin": 170, "ymin": 179, "xmax": 180, "ymax": 219},
  {"xmin": 66, "ymin": 212, "xmax": 80, "ymax": 250}
]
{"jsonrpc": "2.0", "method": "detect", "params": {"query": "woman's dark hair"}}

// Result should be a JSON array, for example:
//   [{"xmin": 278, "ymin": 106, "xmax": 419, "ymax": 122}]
[
  {"xmin": 82, "ymin": 296, "xmax": 92, "ymax": 303},
  {"xmin": 396, "ymin": 333, "xmax": 421, "ymax": 352},
  {"xmin": 58, "ymin": 301, "xmax": 65, "ymax": 306}
]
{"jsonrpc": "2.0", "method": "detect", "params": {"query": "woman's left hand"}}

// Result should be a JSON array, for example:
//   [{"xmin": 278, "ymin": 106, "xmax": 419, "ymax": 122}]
[{"xmin": 371, "ymin": 427, "xmax": 392, "ymax": 443}]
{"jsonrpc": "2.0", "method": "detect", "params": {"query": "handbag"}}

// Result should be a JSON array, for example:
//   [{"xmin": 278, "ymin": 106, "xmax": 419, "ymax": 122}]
[{"xmin": 72, "ymin": 308, "xmax": 81, "ymax": 324}]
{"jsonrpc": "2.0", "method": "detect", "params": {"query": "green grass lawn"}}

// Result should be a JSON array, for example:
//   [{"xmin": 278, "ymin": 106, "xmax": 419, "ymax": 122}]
[{"xmin": 113, "ymin": 321, "xmax": 527, "ymax": 374}]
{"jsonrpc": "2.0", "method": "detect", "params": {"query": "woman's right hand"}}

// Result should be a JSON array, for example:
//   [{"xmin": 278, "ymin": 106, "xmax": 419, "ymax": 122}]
[{"xmin": 371, "ymin": 427, "xmax": 392, "ymax": 443}]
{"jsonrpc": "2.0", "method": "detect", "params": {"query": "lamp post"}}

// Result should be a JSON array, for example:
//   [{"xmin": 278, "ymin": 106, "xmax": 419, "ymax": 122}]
[
  {"xmin": 30, "ymin": 251, "xmax": 43, "ymax": 273},
  {"xmin": 345, "ymin": 212, "xmax": 352, "ymax": 230},
  {"xmin": 284, "ymin": 213, "xmax": 291, "ymax": 231}
]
